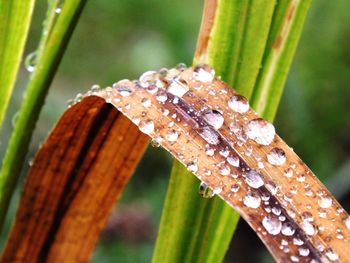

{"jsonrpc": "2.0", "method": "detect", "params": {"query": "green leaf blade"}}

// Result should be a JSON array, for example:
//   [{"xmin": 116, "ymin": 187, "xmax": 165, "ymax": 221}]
[
  {"xmin": 0, "ymin": 0, "xmax": 35, "ymax": 127},
  {"xmin": 0, "ymin": 0, "xmax": 87, "ymax": 234},
  {"xmin": 154, "ymin": 0, "xmax": 312, "ymax": 262}
]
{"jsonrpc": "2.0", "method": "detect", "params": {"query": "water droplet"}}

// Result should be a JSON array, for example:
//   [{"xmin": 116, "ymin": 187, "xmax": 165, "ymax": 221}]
[
  {"xmin": 293, "ymin": 238, "xmax": 304, "ymax": 246},
  {"xmin": 55, "ymin": 7, "xmax": 62, "ymax": 13},
  {"xmin": 325, "ymin": 249, "xmax": 338, "ymax": 261},
  {"xmin": 227, "ymin": 95, "xmax": 249, "ymax": 113},
  {"xmin": 301, "ymin": 221, "xmax": 316, "ymax": 236},
  {"xmin": 91, "ymin": 84, "xmax": 101, "ymax": 93},
  {"xmin": 141, "ymin": 98, "xmax": 151, "ymax": 108},
  {"xmin": 272, "ymin": 206, "xmax": 281, "ymax": 216},
  {"xmin": 25, "ymin": 51, "xmax": 38, "ymax": 72},
  {"xmin": 150, "ymin": 138, "xmax": 160, "ymax": 148},
  {"xmin": 243, "ymin": 192, "xmax": 261, "ymax": 208},
  {"xmin": 245, "ymin": 118, "xmax": 275, "ymax": 145},
  {"xmin": 231, "ymin": 184, "xmax": 240, "ymax": 193},
  {"xmin": 139, "ymin": 70, "xmax": 158, "ymax": 87},
  {"xmin": 265, "ymin": 181, "xmax": 278, "ymax": 195},
  {"xmin": 244, "ymin": 169, "xmax": 264, "ymax": 188},
  {"xmin": 187, "ymin": 161, "xmax": 198, "ymax": 173},
  {"xmin": 284, "ymin": 168, "xmax": 293, "ymax": 178},
  {"xmin": 318, "ymin": 195, "xmax": 332, "ymax": 209},
  {"xmin": 199, "ymin": 127, "xmax": 221, "ymax": 145},
  {"xmin": 193, "ymin": 64, "xmax": 215, "ymax": 82},
  {"xmin": 205, "ymin": 146, "xmax": 215, "ymax": 156},
  {"xmin": 139, "ymin": 120, "xmax": 155, "ymax": 135},
  {"xmin": 156, "ymin": 90, "xmax": 168, "ymax": 103},
  {"xmin": 199, "ymin": 182, "xmax": 214, "ymax": 198},
  {"xmin": 227, "ymin": 156, "xmax": 239, "ymax": 167},
  {"xmin": 167, "ymin": 79, "xmax": 189, "ymax": 97},
  {"xmin": 220, "ymin": 165, "xmax": 230, "ymax": 176},
  {"xmin": 113, "ymin": 79, "xmax": 133, "ymax": 96},
  {"xmin": 202, "ymin": 110, "xmax": 224, "ymax": 130},
  {"xmin": 262, "ymin": 215, "xmax": 282, "ymax": 235},
  {"xmin": 166, "ymin": 130, "xmax": 179, "ymax": 142},
  {"xmin": 219, "ymin": 148, "xmax": 229, "ymax": 157},
  {"xmin": 301, "ymin": 211, "xmax": 314, "ymax": 222},
  {"xmin": 344, "ymin": 216, "xmax": 350, "ymax": 229},
  {"xmin": 290, "ymin": 255, "xmax": 299, "ymax": 262},
  {"xmin": 281, "ymin": 222, "xmax": 295, "ymax": 236},
  {"xmin": 267, "ymin": 148, "xmax": 286, "ymax": 166}
]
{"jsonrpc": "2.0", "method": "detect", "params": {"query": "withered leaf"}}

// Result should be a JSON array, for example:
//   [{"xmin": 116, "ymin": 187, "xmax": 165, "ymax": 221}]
[{"xmin": 1, "ymin": 96, "xmax": 148, "ymax": 262}]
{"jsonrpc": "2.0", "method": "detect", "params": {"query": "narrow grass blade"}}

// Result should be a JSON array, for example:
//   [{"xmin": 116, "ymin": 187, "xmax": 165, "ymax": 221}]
[
  {"xmin": 1, "ymin": 96, "xmax": 149, "ymax": 262},
  {"xmin": 154, "ymin": 0, "xmax": 312, "ymax": 262},
  {"xmin": 251, "ymin": 0, "xmax": 312, "ymax": 121},
  {"xmin": 0, "ymin": 0, "xmax": 87, "ymax": 234},
  {"xmin": 153, "ymin": 1, "xmax": 276, "ymax": 262},
  {"xmin": 0, "ymin": 0, "xmax": 35, "ymax": 127}
]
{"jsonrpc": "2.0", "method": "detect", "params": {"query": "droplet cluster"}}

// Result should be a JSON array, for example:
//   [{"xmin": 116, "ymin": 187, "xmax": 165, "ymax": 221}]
[{"xmin": 73, "ymin": 63, "xmax": 350, "ymax": 262}]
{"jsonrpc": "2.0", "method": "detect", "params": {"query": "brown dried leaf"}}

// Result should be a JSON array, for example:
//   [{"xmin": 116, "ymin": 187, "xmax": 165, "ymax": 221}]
[{"xmin": 1, "ymin": 96, "xmax": 148, "ymax": 262}]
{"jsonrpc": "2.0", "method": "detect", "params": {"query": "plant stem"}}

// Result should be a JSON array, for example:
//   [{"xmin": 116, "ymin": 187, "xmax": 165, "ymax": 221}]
[
  {"xmin": 0, "ymin": 0, "xmax": 87, "ymax": 234},
  {"xmin": 0, "ymin": 0, "xmax": 35, "ymax": 128}
]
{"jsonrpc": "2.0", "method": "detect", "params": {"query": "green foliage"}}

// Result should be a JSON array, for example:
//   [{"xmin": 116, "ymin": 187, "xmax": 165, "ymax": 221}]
[
  {"xmin": 0, "ymin": 0, "xmax": 35, "ymax": 127},
  {"xmin": 0, "ymin": 0, "xmax": 87, "ymax": 233},
  {"xmin": 153, "ymin": 1, "xmax": 311, "ymax": 262}
]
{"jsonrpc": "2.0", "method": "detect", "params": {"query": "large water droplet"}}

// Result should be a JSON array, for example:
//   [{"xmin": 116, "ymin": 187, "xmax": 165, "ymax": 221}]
[
  {"xmin": 245, "ymin": 118, "xmax": 275, "ymax": 145},
  {"xmin": 301, "ymin": 221, "xmax": 315, "ymax": 236},
  {"xmin": 227, "ymin": 156, "xmax": 239, "ymax": 167},
  {"xmin": 244, "ymin": 169, "xmax": 264, "ymax": 188},
  {"xmin": 262, "ymin": 215, "xmax": 282, "ymax": 235},
  {"xmin": 150, "ymin": 138, "xmax": 160, "ymax": 148},
  {"xmin": 227, "ymin": 95, "xmax": 249, "ymax": 113},
  {"xmin": 325, "ymin": 249, "xmax": 338, "ymax": 261},
  {"xmin": 281, "ymin": 222, "xmax": 295, "ymax": 236},
  {"xmin": 243, "ymin": 192, "xmax": 261, "ymax": 208},
  {"xmin": 199, "ymin": 127, "xmax": 221, "ymax": 145},
  {"xmin": 202, "ymin": 110, "xmax": 224, "ymax": 130},
  {"xmin": 139, "ymin": 70, "xmax": 158, "ymax": 87},
  {"xmin": 141, "ymin": 98, "xmax": 151, "ymax": 108},
  {"xmin": 318, "ymin": 195, "xmax": 332, "ymax": 209},
  {"xmin": 199, "ymin": 182, "xmax": 214, "ymax": 198},
  {"xmin": 186, "ymin": 161, "xmax": 198, "ymax": 173},
  {"xmin": 166, "ymin": 130, "xmax": 179, "ymax": 142},
  {"xmin": 193, "ymin": 64, "xmax": 215, "ymax": 82},
  {"xmin": 220, "ymin": 165, "xmax": 230, "ymax": 176},
  {"xmin": 167, "ymin": 79, "xmax": 189, "ymax": 97},
  {"xmin": 299, "ymin": 247, "xmax": 310, "ymax": 257},
  {"xmin": 25, "ymin": 51, "xmax": 38, "ymax": 72},
  {"xmin": 267, "ymin": 148, "xmax": 286, "ymax": 166},
  {"xmin": 113, "ymin": 79, "xmax": 133, "ymax": 96},
  {"xmin": 139, "ymin": 120, "xmax": 155, "ymax": 135},
  {"xmin": 156, "ymin": 90, "xmax": 168, "ymax": 103}
]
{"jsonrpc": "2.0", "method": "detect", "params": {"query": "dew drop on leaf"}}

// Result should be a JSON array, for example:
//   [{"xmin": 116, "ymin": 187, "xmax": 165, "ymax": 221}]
[
  {"xmin": 202, "ymin": 110, "xmax": 224, "ymax": 130},
  {"xmin": 244, "ymin": 169, "xmax": 264, "ymax": 188},
  {"xmin": 139, "ymin": 120, "xmax": 155, "ymax": 135},
  {"xmin": 267, "ymin": 147, "xmax": 286, "ymax": 166},
  {"xmin": 199, "ymin": 127, "xmax": 221, "ymax": 145},
  {"xmin": 281, "ymin": 222, "xmax": 295, "ymax": 236},
  {"xmin": 199, "ymin": 182, "xmax": 214, "ymax": 198},
  {"xmin": 318, "ymin": 195, "xmax": 332, "ymax": 209},
  {"xmin": 166, "ymin": 130, "xmax": 179, "ymax": 142},
  {"xmin": 193, "ymin": 64, "xmax": 215, "ymax": 82},
  {"xmin": 245, "ymin": 118, "xmax": 275, "ymax": 145},
  {"xmin": 243, "ymin": 192, "xmax": 261, "ymax": 208},
  {"xmin": 227, "ymin": 95, "xmax": 249, "ymax": 113},
  {"xmin": 262, "ymin": 215, "xmax": 282, "ymax": 235}
]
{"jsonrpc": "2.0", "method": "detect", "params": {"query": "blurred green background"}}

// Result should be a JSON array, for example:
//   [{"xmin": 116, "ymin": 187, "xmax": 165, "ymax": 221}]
[{"xmin": 1, "ymin": 0, "xmax": 350, "ymax": 262}]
